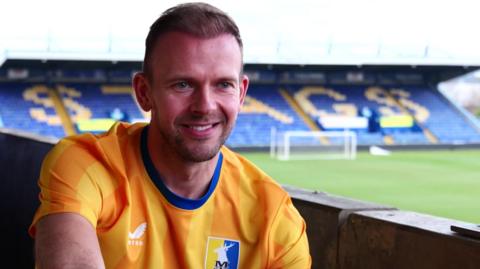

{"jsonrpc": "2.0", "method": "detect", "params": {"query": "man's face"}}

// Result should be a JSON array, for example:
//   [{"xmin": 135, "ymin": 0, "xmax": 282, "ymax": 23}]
[{"xmin": 139, "ymin": 32, "xmax": 248, "ymax": 162}]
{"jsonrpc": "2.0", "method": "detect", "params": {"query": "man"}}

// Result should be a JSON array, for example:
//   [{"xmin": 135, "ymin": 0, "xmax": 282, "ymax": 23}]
[{"xmin": 30, "ymin": 2, "xmax": 311, "ymax": 268}]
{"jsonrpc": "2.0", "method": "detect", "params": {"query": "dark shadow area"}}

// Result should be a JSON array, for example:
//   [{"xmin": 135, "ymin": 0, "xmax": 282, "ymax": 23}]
[{"xmin": 0, "ymin": 130, "xmax": 54, "ymax": 268}]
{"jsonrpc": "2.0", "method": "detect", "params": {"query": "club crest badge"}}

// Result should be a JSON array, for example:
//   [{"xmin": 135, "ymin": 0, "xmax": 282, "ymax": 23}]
[{"xmin": 204, "ymin": 237, "xmax": 240, "ymax": 269}]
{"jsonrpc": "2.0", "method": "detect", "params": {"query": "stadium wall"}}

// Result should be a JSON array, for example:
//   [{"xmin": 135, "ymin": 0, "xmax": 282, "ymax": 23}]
[{"xmin": 2, "ymin": 130, "xmax": 480, "ymax": 269}]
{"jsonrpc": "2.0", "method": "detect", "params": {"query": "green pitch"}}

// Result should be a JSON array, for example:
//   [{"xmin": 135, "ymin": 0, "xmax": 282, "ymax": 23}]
[{"xmin": 242, "ymin": 149, "xmax": 480, "ymax": 224}]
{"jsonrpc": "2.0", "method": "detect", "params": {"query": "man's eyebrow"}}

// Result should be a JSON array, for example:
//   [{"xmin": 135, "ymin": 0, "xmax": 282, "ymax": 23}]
[
  {"xmin": 216, "ymin": 76, "xmax": 239, "ymax": 82},
  {"xmin": 162, "ymin": 75, "xmax": 195, "ymax": 82}
]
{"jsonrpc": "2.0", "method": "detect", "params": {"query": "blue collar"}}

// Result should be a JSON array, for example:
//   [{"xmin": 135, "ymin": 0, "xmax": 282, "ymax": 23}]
[{"xmin": 140, "ymin": 126, "xmax": 223, "ymax": 210}]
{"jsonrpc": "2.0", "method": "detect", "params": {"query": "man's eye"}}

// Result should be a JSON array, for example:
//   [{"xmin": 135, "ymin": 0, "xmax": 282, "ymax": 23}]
[
  {"xmin": 175, "ymin": 81, "xmax": 191, "ymax": 89},
  {"xmin": 219, "ymin": 82, "xmax": 233, "ymax": 88}
]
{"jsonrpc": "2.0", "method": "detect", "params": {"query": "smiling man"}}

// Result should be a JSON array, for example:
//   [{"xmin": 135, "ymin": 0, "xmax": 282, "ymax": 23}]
[{"xmin": 30, "ymin": 2, "xmax": 311, "ymax": 268}]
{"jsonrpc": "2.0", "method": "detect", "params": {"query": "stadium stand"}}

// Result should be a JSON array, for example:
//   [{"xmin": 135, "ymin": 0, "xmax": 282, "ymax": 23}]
[
  {"xmin": 394, "ymin": 86, "xmax": 480, "ymax": 144},
  {"xmin": 228, "ymin": 84, "xmax": 311, "ymax": 147},
  {"xmin": 1, "ymin": 64, "xmax": 480, "ymax": 147},
  {"xmin": 286, "ymin": 83, "xmax": 480, "ymax": 145},
  {"xmin": 57, "ymin": 83, "xmax": 147, "ymax": 133},
  {"xmin": 0, "ymin": 83, "xmax": 65, "ymax": 138},
  {"xmin": 286, "ymin": 84, "xmax": 401, "ymax": 145}
]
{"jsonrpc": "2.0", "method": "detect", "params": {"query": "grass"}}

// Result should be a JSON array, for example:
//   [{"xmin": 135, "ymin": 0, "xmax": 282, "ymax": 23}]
[{"xmin": 241, "ymin": 149, "xmax": 480, "ymax": 223}]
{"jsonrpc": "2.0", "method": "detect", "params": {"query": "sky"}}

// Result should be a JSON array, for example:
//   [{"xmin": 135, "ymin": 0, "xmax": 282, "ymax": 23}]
[{"xmin": 1, "ymin": 0, "xmax": 480, "ymax": 65}]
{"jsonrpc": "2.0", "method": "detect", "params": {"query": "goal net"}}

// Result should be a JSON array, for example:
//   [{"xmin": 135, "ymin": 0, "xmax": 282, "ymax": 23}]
[{"xmin": 270, "ymin": 129, "xmax": 357, "ymax": 160}]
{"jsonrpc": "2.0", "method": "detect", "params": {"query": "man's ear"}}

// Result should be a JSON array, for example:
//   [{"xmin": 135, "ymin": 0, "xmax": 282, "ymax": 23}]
[
  {"xmin": 133, "ymin": 72, "xmax": 152, "ymax": 112},
  {"xmin": 239, "ymin": 74, "xmax": 249, "ymax": 106}
]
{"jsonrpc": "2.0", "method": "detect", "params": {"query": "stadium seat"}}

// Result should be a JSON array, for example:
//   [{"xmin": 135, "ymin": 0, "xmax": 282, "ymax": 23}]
[
  {"xmin": 0, "ymin": 83, "xmax": 65, "ymax": 138},
  {"xmin": 58, "ymin": 84, "xmax": 147, "ymax": 133},
  {"xmin": 227, "ymin": 85, "xmax": 311, "ymax": 147}
]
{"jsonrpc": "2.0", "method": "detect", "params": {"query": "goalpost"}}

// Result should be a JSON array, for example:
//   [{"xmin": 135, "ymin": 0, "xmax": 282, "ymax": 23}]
[{"xmin": 270, "ymin": 128, "xmax": 357, "ymax": 160}]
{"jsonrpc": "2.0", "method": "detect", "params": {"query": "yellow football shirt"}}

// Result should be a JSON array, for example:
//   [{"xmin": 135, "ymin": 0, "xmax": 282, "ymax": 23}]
[{"xmin": 30, "ymin": 122, "xmax": 311, "ymax": 268}]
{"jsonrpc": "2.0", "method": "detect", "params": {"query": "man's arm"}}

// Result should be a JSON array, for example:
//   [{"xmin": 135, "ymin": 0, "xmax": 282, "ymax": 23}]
[
  {"xmin": 268, "ymin": 195, "xmax": 311, "ymax": 269},
  {"xmin": 35, "ymin": 213, "xmax": 105, "ymax": 269}
]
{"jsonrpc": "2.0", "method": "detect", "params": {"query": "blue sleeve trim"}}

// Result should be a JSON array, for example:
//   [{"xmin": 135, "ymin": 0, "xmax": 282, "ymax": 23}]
[{"xmin": 140, "ymin": 125, "xmax": 222, "ymax": 210}]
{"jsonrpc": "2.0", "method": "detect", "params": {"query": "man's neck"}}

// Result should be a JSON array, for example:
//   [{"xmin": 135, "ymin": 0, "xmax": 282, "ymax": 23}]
[
  {"xmin": 152, "ymin": 152, "xmax": 219, "ymax": 199},
  {"xmin": 146, "ymin": 131, "xmax": 219, "ymax": 200}
]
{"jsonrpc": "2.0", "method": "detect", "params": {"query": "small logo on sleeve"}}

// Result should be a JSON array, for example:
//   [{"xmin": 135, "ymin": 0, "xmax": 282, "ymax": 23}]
[
  {"xmin": 205, "ymin": 237, "xmax": 240, "ymax": 269},
  {"xmin": 128, "ymin": 222, "xmax": 147, "ymax": 246}
]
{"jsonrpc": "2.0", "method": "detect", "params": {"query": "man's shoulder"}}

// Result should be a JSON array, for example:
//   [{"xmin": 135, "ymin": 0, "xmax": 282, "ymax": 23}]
[
  {"xmin": 55, "ymin": 121, "xmax": 144, "ymax": 152},
  {"xmin": 220, "ymin": 146, "xmax": 270, "ymax": 178},
  {"xmin": 47, "ymin": 121, "xmax": 146, "ymax": 169},
  {"xmin": 220, "ymin": 146, "xmax": 288, "ymax": 198}
]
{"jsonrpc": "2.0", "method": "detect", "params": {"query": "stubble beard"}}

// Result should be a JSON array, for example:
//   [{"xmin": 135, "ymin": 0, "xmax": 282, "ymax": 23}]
[{"xmin": 160, "ymin": 116, "xmax": 234, "ymax": 163}]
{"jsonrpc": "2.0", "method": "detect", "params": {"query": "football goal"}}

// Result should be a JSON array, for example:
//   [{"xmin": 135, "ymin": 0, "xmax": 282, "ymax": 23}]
[{"xmin": 270, "ymin": 128, "xmax": 357, "ymax": 160}]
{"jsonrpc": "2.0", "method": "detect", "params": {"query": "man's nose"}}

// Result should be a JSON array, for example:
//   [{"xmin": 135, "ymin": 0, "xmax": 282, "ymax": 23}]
[{"xmin": 190, "ymin": 86, "xmax": 216, "ymax": 114}]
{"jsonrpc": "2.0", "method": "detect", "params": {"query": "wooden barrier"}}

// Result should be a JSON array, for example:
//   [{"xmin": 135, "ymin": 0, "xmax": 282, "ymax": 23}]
[
  {"xmin": 288, "ymin": 187, "xmax": 480, "ymax": 269},
  {"xmin": 286, "ymin": 186, "xmax": 395, "ymax": 268},
  {"xmin": 0, "ymin": 129, "xmax": 56, "ymax": 269},
  {"xmin": 339, "ymin": 210, "xmax": 480, "ymax": 269}
]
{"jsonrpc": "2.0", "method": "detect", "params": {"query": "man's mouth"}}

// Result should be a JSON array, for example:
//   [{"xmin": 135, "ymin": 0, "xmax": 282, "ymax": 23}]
[
  {"xmin": 180, "ymin": 122, "xmax": 221, "ymax": 138},
  {"xmin": 189, "ymin": 124, "xmax": 214, "ymax": 131}
]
